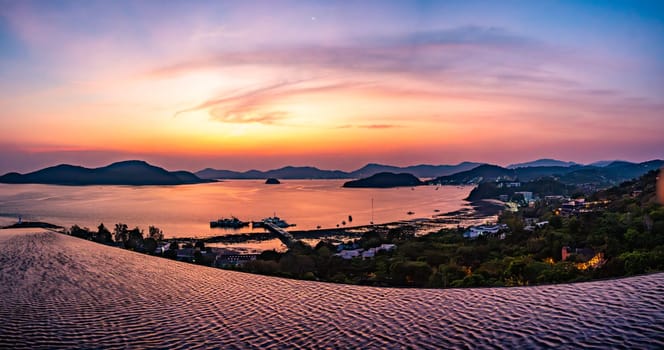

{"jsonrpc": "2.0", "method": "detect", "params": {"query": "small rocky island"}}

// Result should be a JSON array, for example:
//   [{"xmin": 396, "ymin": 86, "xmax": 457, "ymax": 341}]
[
  {"xmin": 342, "ymin": 172, "xmax": 423, "ymax": 188},
  {"xmin": 265, "ymin": 178, "xmax": 281, "ymax": 184}
]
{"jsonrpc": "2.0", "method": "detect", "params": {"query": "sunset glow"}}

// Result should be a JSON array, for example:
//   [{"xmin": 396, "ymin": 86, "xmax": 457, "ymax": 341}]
[{"xmin": 1, "ymin": 1, "xmax": 663, "ymax": 172}]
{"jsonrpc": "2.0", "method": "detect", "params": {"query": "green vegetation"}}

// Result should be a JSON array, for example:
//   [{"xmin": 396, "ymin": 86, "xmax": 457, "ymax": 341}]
[
  {"xmin": 235, "ymin": 170, "xmax": 664, "ymax": 287},
  {"xmin": 66, "ymin": 222, "xmax": 165, "ymax": 253},
  {"xmin": 466, "ymin": 177, "xmax": 575, "ymax": 201}
]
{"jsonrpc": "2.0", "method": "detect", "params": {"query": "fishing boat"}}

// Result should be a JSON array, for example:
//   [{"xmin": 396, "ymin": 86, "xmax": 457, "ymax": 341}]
[
  {"xmin": 253, "ymin": 216, "xmax": 293, "ymax": 228},
  {"xmin": 210, "ymin": 217, "xmax": 249, "ymax": 229}
]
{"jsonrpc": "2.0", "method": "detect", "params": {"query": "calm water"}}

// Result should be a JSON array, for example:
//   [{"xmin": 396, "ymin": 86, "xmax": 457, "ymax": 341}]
[
  {"xmin": 1, "ymin": 230, "xmax": 662, "ymax": 349},
  {"xmin": 0, "ymin": 181, "xmax": 473, "ymax": 238}
]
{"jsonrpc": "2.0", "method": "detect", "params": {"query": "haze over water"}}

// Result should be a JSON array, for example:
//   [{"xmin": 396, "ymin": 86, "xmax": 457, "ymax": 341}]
[{"xmin": 0, "ymin": 180, "xmax": 473, "ymax": 237}]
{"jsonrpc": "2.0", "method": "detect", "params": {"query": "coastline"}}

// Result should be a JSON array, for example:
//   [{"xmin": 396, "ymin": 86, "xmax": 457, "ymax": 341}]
[{"xmin": 186, "ymin": 199, "xmax": 505, "ymax": 244}]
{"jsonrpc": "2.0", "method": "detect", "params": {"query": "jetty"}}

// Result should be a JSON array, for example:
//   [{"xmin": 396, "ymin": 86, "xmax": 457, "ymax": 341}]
[{"xmin": 263, "ymin": 221, "xmax": 297, "ymax": 247}]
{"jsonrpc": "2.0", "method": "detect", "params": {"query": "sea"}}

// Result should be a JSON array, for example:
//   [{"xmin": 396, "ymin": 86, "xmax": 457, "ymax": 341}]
[{"xmin": 0, "ymin": 180, "xmax": 475, "ymax": 239}]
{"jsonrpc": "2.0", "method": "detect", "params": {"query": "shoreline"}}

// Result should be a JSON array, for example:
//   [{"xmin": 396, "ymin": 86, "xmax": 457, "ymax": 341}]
[
  {"xmin": 191, "ymin": 199, "xmax": 505, "ymax": 244},
  {"xmin": 5, "ymin": 227, "xmax": 661, "ymax": 292}
]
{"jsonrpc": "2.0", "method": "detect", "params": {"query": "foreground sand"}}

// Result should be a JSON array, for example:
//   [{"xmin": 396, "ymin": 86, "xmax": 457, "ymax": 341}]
[{"xmin": 1, "ymin": 229, "xmax": 663, "ymax": 349}]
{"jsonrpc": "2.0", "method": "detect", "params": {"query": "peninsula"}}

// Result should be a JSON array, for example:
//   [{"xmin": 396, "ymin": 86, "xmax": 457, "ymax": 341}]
[{"xmin": 0, "ymin": 160, "xmax": 212, "ymax": 186}]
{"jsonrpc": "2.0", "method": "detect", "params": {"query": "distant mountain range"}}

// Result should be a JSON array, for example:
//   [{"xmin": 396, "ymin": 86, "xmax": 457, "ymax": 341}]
[
  {"xmin": 1, "ymin": 158, "xmax": 661, "ymax": 187},
  {"xmin": 507, "ymin": 158, "xmax": 578, "ymax": 169},
  {"xmin": 196, "ymin": 162, "xmax": 482, "ymax": 180},
  {"xmin": 428, "ymin": 160, "xmax": 664, "ymax": 186},
  {"xmin": 0, "ymin": 160, "xmax": 211, "ymax": 186}
]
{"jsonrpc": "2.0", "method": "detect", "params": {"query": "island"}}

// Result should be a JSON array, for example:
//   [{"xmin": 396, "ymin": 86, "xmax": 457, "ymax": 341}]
[
  {"xmin": 0, "ymin": 160, "xmax": 213, "ymax": 186},
  {"xmin": 2, "ymin": 221, "xmax": 63, "ymax": 230},
  {"xmin": 265, "ymin": 178, "xmax": 281, "ymax": 184},
  {"xmin": 342, "ymin": 172, "xmax": 424, "ymax": 188}
]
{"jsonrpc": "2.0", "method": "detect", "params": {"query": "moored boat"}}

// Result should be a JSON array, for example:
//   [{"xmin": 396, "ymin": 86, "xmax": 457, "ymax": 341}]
[{"xmin": 210, "ymin": 217, "xmax": 249, "ymax": 229}]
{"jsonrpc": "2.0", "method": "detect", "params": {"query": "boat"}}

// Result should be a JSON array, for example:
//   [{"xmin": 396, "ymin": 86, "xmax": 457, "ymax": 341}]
[
  {"xmin": 407, "ymin": 211, "xmax": 415, "ymax": 215},
  {"xmin": 256, "ymin": 216, "xmax": 292, "ymax": 228},
  {"xmin": 210, "ymin": 217, "xmax": 249, "ymax": 229}
]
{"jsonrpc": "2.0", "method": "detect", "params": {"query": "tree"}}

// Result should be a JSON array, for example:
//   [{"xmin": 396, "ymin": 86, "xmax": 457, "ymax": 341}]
[
  {"xmin": 70, "ymin": 225, "xmax": 91, "ymax": 239},
  {"xmin": 125, "ymin": 227, "xmax": 144, "ymax": 250},
  {"xmin": 143, "ymin": 237, "xmax": 157, "ymax": 254},
  {"xmin": 549, "ymin": 215, "xmax": 563, "ymax": 229},
  {"xmin": 114, "ymin": 223, "xmax": 129, "ymax": 244},
  {"xmin": 96, "ymin": 223, "xmax": 112, "ymax": 243},
  {"xmin": 390, "ymin": 261, "xmax": 433, "ymax": 287},
  {"xmin": 148, "ymin": 226, "xmax": 164, "ymax": 241}
]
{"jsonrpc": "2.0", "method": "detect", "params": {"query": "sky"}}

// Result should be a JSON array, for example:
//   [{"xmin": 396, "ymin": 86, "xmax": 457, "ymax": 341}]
[{"xmin": 0, "ymin": 0, "xmax": 663, "ymax": 173}]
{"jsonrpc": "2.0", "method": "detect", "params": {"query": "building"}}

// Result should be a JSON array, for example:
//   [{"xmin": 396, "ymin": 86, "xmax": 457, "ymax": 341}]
[
  {"xmin": 337, "ymin": 249, "xmax": 362, "ymax": 259},
  {"xmin": 514, "ymin": 191, "xmax": 534, "ymax": 203},
  {"xmin": 561, "ymin": 246, "xmax": 595, "ymax": 261},
  {"xmin": 463, "ymin": 224, "xmax": 508, "ymax": 239},
  {"xmin": 335, "ymin": 244, "xmax": 397, "ymax": 260},
  {"xmin": 215, "ymin": 253, "xmax": 258, "ymax": 267},
  {"xmin": 154, "ymin": 242, "xmax": 170, "ymax": 254},
  {"xmin": 497, "ymin": 181, "xmax": 521, "ymax": 189}
]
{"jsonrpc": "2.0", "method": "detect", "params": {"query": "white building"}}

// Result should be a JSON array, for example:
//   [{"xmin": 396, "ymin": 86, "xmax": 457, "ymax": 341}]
[
  {"xmin": 335, "ymin": 244, "xmax": 397, "ymax": 260},
  {"xmin": 463, "ymin": 224, "xmax": 507, "ymax": 239},
  {"xmin": 514, "ymin": 191, "xmax": 534, "ymax": 203}
]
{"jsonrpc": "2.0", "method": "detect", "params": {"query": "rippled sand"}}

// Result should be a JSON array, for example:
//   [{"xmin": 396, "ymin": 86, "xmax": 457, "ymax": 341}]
[{"xmin": 1, "ymin": 230, "xmax": 663, "ymax": 349}]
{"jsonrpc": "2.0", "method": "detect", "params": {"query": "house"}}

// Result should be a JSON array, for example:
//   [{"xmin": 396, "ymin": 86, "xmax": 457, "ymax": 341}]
[
  {"xmin": 362, "ymin": 250, "xmax": 375, "ymax": 259},
  {"xmin": 562, "ymin": 246, "xmax": 595, "ymax": 261},
  {"xmin": 514, "ymin": 191, "xmax": 534, "ymax": 203},
  {"xmin": 335, "ymin": 242, "xmax": 360, "ymax": 252},
  {"xmin": 497, "ymin": 181, "xmax": 521, "ymax": 189},
  {"xmin": 463, "ymin": 224, "xmax": 507, "ymax": 238},
  {"xmin": 378, "ymin": 244, "xmax": 396, "ymax": 252},
  {"xmin": 215, "ymin": 253, "xmax": 258, "ymax": 267},
  {"xmin": 154, "ymin": 242, "xmax": 170, "ymax": 254},
  {"xmin": 176, "ymin": 248, "xmax": 195, "ymax": 262},
  {"xmin": 337, "ymin": 249, "xmax": 363, "ymax": 259},
  {"xmin": 335, "ymin": 244, "xmax": 397, "ymax": 260}
]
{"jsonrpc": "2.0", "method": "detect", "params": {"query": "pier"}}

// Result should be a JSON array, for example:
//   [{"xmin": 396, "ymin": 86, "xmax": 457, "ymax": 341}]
[{"xmin": 263, "ymin": 222, "xmax": 297, "ymax": 247}]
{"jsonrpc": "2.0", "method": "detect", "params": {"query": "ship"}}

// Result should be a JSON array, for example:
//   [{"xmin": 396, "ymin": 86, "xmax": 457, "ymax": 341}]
[
  {"xmin": 252, "ymin": 216, "xmax": 293, "ymax": 228},
  {"xmin": 210, "ymin": 217, "xmax": 250, "ymax": 229}
]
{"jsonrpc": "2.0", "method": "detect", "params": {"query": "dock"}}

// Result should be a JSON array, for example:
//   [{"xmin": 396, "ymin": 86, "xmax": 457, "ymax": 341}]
[{"xmin": 263, "ymin": 222, "xmax": 297, "ymax": 247}]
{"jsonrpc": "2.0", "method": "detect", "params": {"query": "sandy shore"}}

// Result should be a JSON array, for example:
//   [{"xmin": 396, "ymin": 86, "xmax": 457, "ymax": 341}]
[{"xmin": 1, "ymin": 229, "xmax": 662, "ymax": 349}]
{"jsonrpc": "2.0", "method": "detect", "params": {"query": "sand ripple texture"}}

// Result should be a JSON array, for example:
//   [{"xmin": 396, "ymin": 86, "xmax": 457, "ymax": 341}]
[{"xmin": 0, "ymin": 230, "xmax": 663, "ymax": 349}]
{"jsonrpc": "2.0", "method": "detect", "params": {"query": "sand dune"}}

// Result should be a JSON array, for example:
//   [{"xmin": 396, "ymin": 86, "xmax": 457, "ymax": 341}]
[{"xmin": 1, "ymin": 229, "xmax": 663, "ymax": 349}]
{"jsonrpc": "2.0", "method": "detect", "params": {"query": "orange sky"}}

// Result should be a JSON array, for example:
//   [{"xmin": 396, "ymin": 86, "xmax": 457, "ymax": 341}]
[{"xmin": 1, "ymin": 1, "xmax": 663, "ymax": 172}]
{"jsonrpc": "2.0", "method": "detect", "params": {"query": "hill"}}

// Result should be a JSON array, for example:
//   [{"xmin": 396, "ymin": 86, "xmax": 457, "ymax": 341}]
[
  {"xmin": 0, "ymin": 160, "xmax": 211, "ymax": 186},
  {"xmin": 342, "ymin": 172, "xmax": 424, "ymax": 188},
  {"xmin": 429, "ymin": 164, "xmax": 515, "ymax": 184},
  {"xmin": 466, "ymin": 177, "xmax": 576, "ymax": 201},
  {"xmin": 507, "ymin": 159, "xmax": 578, "ymax": 169},
  {"xmin": 195, "ymin": 162, "xmax": 483, "ymax": 180},
  {"xmin": 429, "ymin": 160, "xmax": 663, "ymax": 186},
  {"xmin": 348, "ymin": 162, "xmax": 482, "ymax": 179},
  {"xmin": 196, "ymin": 166, "xmax": 351, "ymax": 180}
]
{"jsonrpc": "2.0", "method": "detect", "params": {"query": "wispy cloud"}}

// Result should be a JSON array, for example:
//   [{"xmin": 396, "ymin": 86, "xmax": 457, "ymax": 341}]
[
  {"xmin": 175, "ymin": 79, "xmax": 369, "ymax": 124},
  {"xmin": 148, "ymin": 26, "xmax": 557, "ymax": 83}
]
